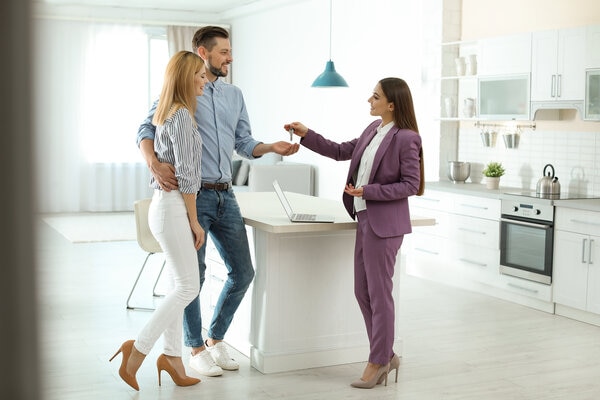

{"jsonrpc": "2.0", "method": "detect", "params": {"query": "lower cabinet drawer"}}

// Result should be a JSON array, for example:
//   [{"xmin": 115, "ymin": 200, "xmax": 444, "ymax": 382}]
[
  {"xmin": 447, "ymin": 214, "xmax": 499, "ymax": 248},
  {"xmin": 405, "ymin": 233, "xmax": 452, "ymax": 281},
  {"xmin": 494, "ymin": 274, "xmax": 553, "ymax": 302},
  {"xmin": 454, "ymin": 247, "xmax": 500, "ymax": 285}
]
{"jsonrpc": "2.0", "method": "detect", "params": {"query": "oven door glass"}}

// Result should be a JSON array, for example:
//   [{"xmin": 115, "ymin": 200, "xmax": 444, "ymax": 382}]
[{"xmin": 500, "ymin": 217, "xmax": 553, "ymax": 278}]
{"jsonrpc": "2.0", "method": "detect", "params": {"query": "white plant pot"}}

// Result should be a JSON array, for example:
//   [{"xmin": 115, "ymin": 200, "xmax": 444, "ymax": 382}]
[{"xmin": 485, "ymin": 177, "xmax": 500, "ymax": 189}]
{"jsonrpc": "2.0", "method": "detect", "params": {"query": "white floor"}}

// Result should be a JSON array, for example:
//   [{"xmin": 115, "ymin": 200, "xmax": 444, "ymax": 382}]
[{"xmin": 37, "ymin": 218, "xmax": 600, "ymax": 400}]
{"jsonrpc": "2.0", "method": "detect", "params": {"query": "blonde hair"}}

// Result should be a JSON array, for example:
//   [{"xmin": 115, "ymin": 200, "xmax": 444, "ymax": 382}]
[{"xmin": 153, "ymin": 51, "xmax": 204, "ymax": 126}]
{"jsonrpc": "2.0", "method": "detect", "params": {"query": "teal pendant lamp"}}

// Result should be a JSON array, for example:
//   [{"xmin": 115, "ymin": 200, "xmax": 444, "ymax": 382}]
[{"xmin": 311, "ymin": 0, "xmax": 348, "ymax": 87}]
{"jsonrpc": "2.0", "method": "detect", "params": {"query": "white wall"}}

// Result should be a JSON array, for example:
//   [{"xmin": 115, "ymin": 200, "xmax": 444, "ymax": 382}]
[
  {"xmin": 461, "ymin": 0, "xmax": 600, "ymax": 39},
  {"xmin": 229, "ymin": 0, "xmax": 424, "ymax": 200}
]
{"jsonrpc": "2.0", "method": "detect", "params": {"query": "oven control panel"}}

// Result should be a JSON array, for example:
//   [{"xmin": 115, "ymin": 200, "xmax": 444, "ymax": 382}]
[{"xmin": 501, "ymin": 200, "xmax": 554, "ymax": 222}]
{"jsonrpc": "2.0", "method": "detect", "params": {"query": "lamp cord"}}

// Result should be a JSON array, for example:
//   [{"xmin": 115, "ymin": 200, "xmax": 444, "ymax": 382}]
[{"xmin": 328, "ymin": 0, "xmax": 332, "ymax": 60}]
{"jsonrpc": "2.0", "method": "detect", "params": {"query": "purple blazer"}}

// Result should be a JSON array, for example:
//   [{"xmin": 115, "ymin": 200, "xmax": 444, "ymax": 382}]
[{"xmin": 301, "ymin": 120, "xmax": 422, "ymax": 238}]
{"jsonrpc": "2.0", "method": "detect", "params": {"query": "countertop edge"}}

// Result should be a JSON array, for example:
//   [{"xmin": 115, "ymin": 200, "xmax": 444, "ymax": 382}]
[{"xmin": 422, "ymin": 181, "xmax": 600, "ymax": 212}]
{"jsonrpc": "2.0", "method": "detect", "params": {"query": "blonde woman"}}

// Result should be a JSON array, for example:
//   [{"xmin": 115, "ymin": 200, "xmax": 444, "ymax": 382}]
[{"xmin": 110, "ymin": 51, "xmax": 208, "ymax": 391}]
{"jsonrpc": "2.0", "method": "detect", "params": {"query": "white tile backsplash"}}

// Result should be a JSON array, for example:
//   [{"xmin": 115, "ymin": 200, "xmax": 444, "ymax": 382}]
[{"xmin": 457, "ymin": 126, "xmax": 600, "ymax": 196}]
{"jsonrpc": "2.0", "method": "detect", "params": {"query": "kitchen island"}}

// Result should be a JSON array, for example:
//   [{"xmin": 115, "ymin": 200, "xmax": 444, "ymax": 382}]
[{"xmin": 233, "ymin": 191, "xmax": 435, "ymax": 373}]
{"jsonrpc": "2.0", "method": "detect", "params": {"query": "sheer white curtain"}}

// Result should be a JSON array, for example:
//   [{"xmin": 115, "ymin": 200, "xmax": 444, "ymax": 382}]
[{"xmin": 33, "ymin": 19, "xmax": 162, "ymax": 212}]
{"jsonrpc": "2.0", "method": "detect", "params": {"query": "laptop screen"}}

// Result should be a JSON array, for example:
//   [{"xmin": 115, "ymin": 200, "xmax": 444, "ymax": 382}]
[{"xmin": 272, "ymin": 180, "xmax": 295, "ymax": 218}]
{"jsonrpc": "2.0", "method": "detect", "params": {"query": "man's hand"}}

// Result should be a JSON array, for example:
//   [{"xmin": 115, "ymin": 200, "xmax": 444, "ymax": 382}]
[
  {"xmin": 271, "ymin": 141, "xmax": 300, "ymax": 156},
  {"xmin": 150, "ymin": 162, "xmax": 178, "ymax": 191},
  {"xmin": 140, "ymin": 139, "xmax": 179, "ymax": 191}
]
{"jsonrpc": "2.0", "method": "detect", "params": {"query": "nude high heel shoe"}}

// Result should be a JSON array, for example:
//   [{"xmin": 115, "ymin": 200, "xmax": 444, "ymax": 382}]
[
  {"xmin": 156, "ymin": 354, "xmax": 201, "ymax": 387},
  {"xmin": 109, "ymin": 340, "xmax": 140, "ymax": 391},
  {"xmin": 350, "ymin": 362, "xmax": 390, "ymax": 389},
  {"xmin": 378, "ymin": 353, "xmax": 400, "ymax": 384}
]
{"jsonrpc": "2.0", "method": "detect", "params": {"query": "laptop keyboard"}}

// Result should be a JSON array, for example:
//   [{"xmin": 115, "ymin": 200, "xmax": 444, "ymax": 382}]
[{"xmin": 293, "ymin": 213, "xmax": 316, "ymax": 221}]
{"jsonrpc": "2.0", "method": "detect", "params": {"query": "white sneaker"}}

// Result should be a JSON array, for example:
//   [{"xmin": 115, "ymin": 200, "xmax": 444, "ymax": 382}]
[
  {"xmin": 206, "ymin": 341, "xmax": 239, "ymax": 371},
  {"xmin": 189, "ymin": 350, "xmax": 224, "ymax": 377}
]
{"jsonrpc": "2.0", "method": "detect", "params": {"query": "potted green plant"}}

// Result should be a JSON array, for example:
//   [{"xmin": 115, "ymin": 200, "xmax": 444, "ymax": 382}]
[{"xmin": 482, "ymin": 161, "xmax": 505, "ymax": 189}]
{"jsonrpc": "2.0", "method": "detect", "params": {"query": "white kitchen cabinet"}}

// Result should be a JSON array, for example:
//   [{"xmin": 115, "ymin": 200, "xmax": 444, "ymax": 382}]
[
  {"xmin": 585, "ymin": 69, "xmax": 600, "ymax": 120},
  {"xmin": 553, "ymin": 208, "xmax": 600, "ymax": 315},
  {"xmin": 478, "ymin": 33, "xmax": 532, "ymax": 76},
  {"xmin": 448, "ymin": 214, "xmax": 500, "ymax": 285},
  {"xmin": 407, "ymin": 232, "xmax": 453, "ymax": 282},
  {"xmin": 585, "ymin": 24, "xmax": 600, "ymax": 68},
  {"xmin": 407, "ymin": 190, "xmax": 501, "ymax": 289},
  {"xmin": 407, "ymin": 187, "xmax": 562, "ymax": 313},
  {"xmin": 530, "ymin": 27, "xmax": 586, "ymax": 102}
]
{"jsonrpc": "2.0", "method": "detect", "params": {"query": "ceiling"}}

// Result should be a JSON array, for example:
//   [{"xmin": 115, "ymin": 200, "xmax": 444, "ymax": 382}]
[{"xmin": 35, "ymin": 0, "xmax": 310, "ymax": 19}]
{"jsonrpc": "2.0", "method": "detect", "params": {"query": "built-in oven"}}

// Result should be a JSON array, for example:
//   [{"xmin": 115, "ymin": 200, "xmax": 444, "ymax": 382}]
[{"xmin": 500, "ymin": 197, "xmax": 554, "ymax": 285}]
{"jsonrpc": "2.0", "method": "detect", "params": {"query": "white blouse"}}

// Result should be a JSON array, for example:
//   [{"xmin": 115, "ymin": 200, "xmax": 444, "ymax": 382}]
[{"xmin": 353, "ymin": 121, "xmax": 393, "ymax": 212}]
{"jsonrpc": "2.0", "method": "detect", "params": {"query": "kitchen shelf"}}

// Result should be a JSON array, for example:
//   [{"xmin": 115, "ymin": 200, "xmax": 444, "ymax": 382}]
[{"xmin": 441, "ymin": 40, "xmax": 478, "ymax": 47}]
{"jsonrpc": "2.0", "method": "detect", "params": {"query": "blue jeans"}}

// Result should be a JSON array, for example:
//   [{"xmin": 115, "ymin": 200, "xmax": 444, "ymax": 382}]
[{"xmin": 183, "ymin": 188, "xmax": 255, "ymax": 347}]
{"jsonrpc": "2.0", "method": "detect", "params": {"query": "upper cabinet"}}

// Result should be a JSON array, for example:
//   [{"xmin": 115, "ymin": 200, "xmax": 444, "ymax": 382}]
[
  {"xmin": 478, "ymin": 33, "xmax": 532, "ymax": 76},
  {"xmin": 476, "ymin": 33, "xmax": 532, "ymax": 120},
  {"xmin": 585, "ymin": 26, "xmax": 600, "ymax": 120},
  {"xmin": 530, "ymin": 27, "xmax": 586, "ymax": 102},
  {"xmin": 585, "ymin": 25, "xmax": 600, "ymax": 68},
  {"xmin": 438, "ymin": 25, "xmax": 598, "ymax": 122}
]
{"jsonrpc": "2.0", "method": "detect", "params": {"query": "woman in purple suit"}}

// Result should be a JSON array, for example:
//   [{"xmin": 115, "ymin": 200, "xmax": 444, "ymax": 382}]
[{"xmin": 285, "ymin": 77, "xmax": 424, "ymax": 389}]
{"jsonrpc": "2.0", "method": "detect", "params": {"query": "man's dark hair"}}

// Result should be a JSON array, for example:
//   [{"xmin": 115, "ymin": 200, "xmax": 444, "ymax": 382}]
[{"xmin": 192, "ymin": 26, "xmax": 230, "ymax": 53}]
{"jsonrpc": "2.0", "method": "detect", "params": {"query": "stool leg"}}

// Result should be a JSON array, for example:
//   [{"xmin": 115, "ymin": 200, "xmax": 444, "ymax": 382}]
[{"xmin": 126, "ymin": 252, "xmax": 157, "ymax": 311}]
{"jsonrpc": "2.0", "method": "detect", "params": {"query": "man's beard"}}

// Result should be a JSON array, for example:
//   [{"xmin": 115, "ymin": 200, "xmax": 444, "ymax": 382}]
[{"xmin": 208, "ymin": 62, "xmax": 228, "ymax": 78}]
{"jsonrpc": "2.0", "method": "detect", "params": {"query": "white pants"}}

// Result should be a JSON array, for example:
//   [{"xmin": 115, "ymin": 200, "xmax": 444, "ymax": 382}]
[{"xmin": 135, "ymin": 190, "xmax": 200, "ymax": 357}]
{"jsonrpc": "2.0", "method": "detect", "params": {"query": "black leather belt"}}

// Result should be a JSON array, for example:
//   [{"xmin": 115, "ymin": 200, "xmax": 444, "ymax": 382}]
[{"xmin": 201, "ymin": 182, "xmax": 231, "ymax": 191}]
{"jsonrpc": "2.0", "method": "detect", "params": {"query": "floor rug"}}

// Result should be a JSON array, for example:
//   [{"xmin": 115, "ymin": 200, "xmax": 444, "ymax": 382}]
[{"xmin": 41, "ymin": 212, "xmax": 136, "ymax": 243}]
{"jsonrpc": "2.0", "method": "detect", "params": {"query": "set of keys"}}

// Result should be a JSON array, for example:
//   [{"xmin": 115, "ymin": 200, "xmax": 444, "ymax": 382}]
[{"xmin": 288, "ymin": 128, "xmax": 295, "ymax": 141}]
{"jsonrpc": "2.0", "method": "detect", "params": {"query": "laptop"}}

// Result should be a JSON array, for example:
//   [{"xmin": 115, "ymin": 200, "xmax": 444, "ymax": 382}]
[{"xmin": 272, "ymin": 180, "xmax": 335, "ymax": 223}]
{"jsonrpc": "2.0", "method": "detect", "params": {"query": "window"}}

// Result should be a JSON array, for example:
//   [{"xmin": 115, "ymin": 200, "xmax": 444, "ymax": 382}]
[{"xmin": 81, "ymin": 25, "xmax": 169, "ymax": 163}]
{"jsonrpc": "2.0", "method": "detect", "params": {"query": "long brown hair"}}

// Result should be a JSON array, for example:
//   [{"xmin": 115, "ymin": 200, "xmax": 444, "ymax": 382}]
[
  {"xmin": 153, "ymin": 51, "xmax": 204, "ymax": 126},
  {"xmin": 379, "ymin": 77, "xmax": 425, "ymax": 196}
]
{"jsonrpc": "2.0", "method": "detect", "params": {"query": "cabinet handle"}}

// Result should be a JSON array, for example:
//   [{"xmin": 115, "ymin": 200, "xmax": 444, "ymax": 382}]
[
  {"xmin": 582, "ymin": 238, "xmax": 588, "ymax": 263},
  {"xmin": 507, "ymin": 282, "xmax": 539, "ymax": 294},
  {"xmin": 590, "ymin": 239, "xmax": 594, "ymax": 265},
  {"xmin": 458, "ymin": 203, "xmax": 489, "ymax": 210},
  {"xmin": 570, "ymin": 219, "xmax": 600, "ymax": 227},
  {"xmin": 557, "ymin": 74, "xmax": 562, "ymax": 97},
  {"xmin": 415, "ymin": 247, "xmax": 439, "ymax": 255},
  {"xmin": 501, "ymin": 217, "xmax": 551, "ymax": 229},
  {"xmin": 459, "ymin": 258, "xmax": 487, "ymax": 267},
  {"xmin": 458, "ymin": 227, "xmax": 486, "ymax": 235},
  {"xmin": 551, "ymin": 74, "xmax": 556, "ymax": 97}
]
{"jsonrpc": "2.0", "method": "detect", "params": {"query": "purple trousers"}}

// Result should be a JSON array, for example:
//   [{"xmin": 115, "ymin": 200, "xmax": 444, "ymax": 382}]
[{"xmin": 354, "ymin": 210, "xmax": 404, "ymax": 365}]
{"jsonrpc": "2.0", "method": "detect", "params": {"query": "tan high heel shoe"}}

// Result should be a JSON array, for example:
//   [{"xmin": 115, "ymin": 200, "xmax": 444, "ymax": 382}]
[
  {"xmin": 350, "ymin": 362, "xmax": 390, "ymax": 389},
  {"xmin": 109, "ymin": 340, "xmax": 140, "ymax": 391},
  {"xmin": 157, "ymin": 354, "xmax": 201, "ymax": 387},
  {"xmin": 378, "ymin": 353, "xmax": 400, "ymax": 384}
]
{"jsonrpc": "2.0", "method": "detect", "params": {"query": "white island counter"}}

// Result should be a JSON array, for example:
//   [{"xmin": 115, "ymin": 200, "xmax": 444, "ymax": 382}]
[{"xmin": 230, "ymin": 191, "xmax": 435, "ymax": 373}]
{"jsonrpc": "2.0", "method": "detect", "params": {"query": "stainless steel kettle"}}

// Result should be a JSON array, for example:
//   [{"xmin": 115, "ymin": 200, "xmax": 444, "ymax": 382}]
[{"xmin": 536, "ymin": 164, "xmax": 561, "ymax": 196}]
